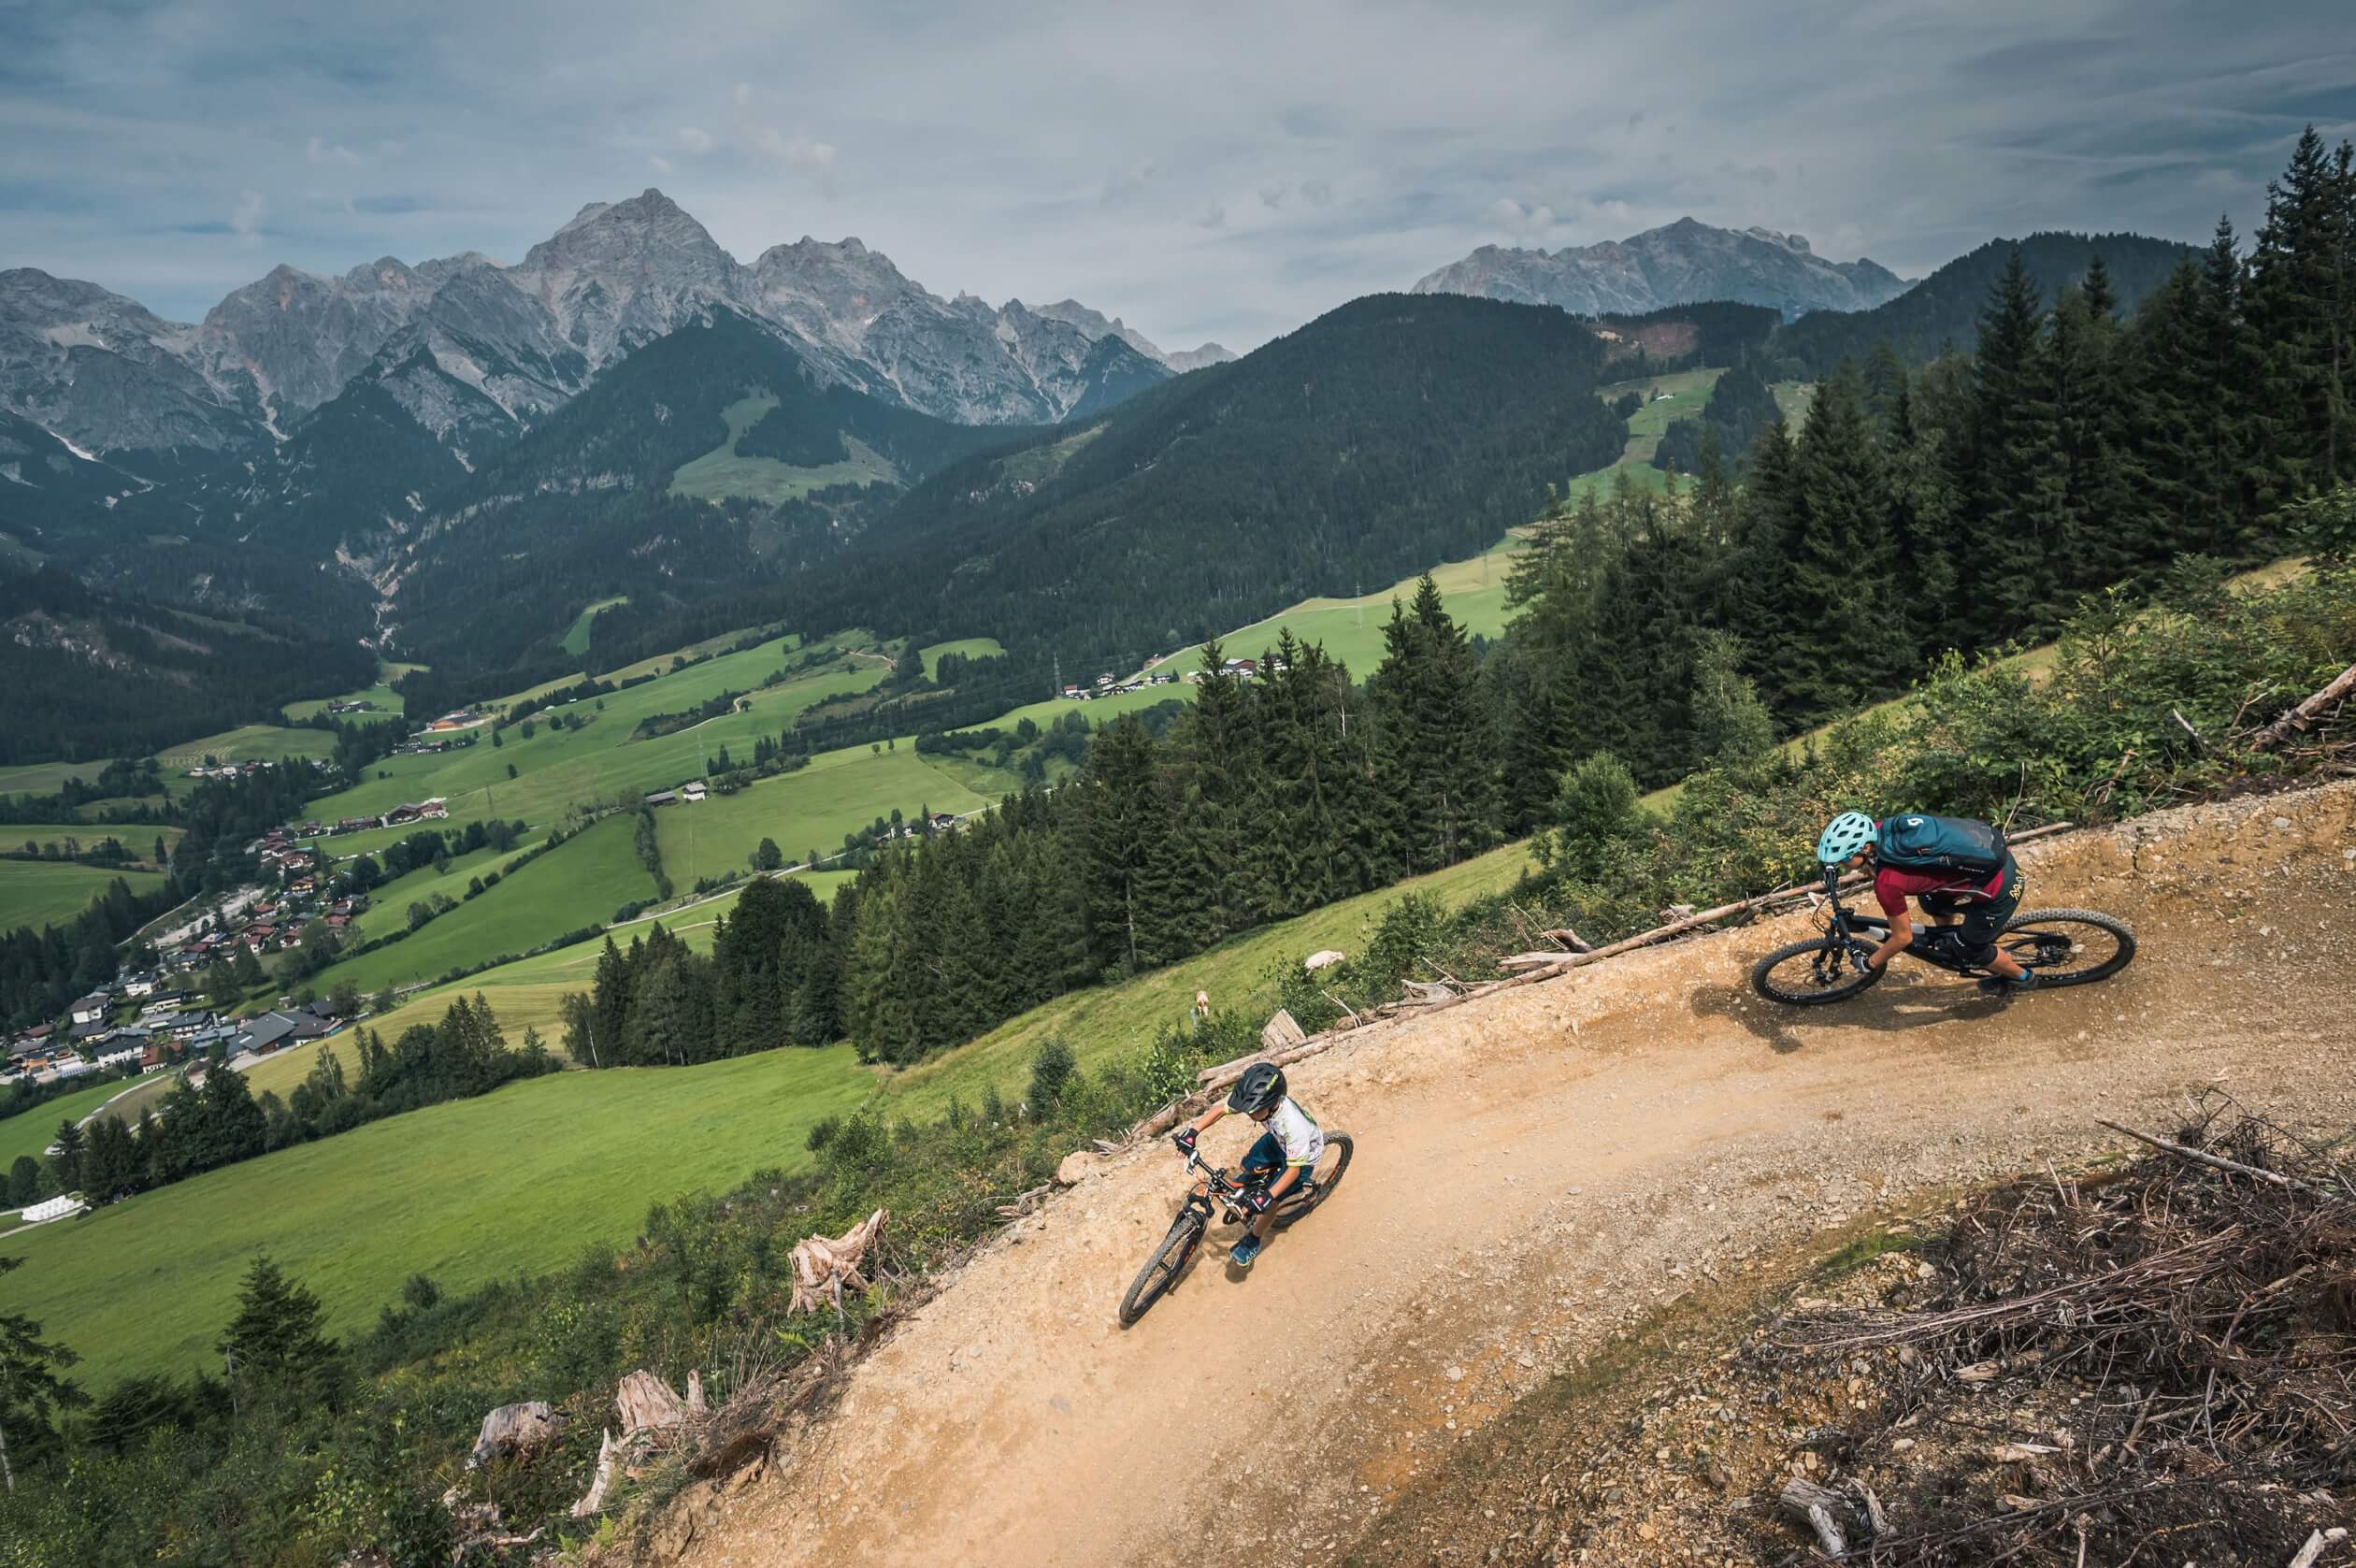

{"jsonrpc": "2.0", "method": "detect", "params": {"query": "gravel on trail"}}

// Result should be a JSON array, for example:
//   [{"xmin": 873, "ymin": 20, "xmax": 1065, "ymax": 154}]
[{"xmin": 663, "ymin": 783, "xmax": 2356, "ymax": 1568}]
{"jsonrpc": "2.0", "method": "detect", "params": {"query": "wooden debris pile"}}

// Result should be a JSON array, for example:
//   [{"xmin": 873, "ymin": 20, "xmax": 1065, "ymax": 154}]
[{"xmin": 1760, "ymin": 1096, "xmax": 2356, "ymax": 1563}]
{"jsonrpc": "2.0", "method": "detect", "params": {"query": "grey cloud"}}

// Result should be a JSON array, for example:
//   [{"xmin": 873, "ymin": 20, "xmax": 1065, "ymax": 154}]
[{"xmin": 1, "ymin": 0, "xmax": 2347, "ymax": 351}]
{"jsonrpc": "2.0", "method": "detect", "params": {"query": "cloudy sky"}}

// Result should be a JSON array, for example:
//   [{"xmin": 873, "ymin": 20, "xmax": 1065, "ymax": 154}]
[{"xmin": 4, "ymin": 0, "xmax": 2350, "ymax": 352}]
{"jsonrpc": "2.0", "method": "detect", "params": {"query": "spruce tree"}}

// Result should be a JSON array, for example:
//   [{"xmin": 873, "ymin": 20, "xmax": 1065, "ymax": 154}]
[
  {"xmin": 1965, "ymin": 250, "xmax": 2064, "ymax": 638},
  {"xmin": 1774, "ymin": 367, "xmax": 1903, "ymax": 718},
  {"xmin": 217, "ymin": 1254, "xmax": 338, "ymax": 1404},
  {"xmin": 0, "ymin": 1257, "xmax": 87, "ymax": 1493}
]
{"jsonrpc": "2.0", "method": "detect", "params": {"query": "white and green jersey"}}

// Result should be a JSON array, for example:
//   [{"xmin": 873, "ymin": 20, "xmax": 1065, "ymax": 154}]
[{"xmin": 1267, "ymin": 1096, "xmax": 1324, "ymax": 1167}]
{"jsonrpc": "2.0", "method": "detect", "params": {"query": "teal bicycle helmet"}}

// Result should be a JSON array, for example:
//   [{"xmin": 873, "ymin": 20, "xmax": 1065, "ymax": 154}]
[{"xmin": 1816, "ymin": 811, "xmax": 1876, "ymax": 865}]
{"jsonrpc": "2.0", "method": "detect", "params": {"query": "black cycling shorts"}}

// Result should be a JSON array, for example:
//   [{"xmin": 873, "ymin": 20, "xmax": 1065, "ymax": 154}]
[{"xmin": 1922, "ymin": 857, "xmax": 2023, "ymax": 963}]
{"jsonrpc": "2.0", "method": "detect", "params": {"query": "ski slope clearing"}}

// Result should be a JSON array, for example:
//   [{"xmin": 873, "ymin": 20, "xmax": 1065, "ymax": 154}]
[{"xmin": 666, "ymin": 783, "xmax": 2356, "ymax": 1568}]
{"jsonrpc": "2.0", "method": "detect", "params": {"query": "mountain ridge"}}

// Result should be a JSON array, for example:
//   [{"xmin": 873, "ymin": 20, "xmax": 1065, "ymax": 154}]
[
  {"xmin": 1412, "ymin": 215, "xmax": 1912, "ymax": 320},
  {"xmin": 0, "ymin": 188, "xmax": 1230, "ymax": 462}
]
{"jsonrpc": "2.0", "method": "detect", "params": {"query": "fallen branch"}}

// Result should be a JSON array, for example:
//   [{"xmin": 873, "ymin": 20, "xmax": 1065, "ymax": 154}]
[
  {"xmin": 2093, "ymin": 1119, "xmax": 2337, "ymax": 1198},
  {"xmin": 2250, "ymin": 660, "xmax": 2356, "ymax": 752},
  {"xmin": 1780, "ymin": 1477, "xmax": 1849, "ymax": 1555}
]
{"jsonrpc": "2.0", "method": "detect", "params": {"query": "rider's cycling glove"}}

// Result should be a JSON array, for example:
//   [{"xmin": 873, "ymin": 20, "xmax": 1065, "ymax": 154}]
[
  {"xmin": 1172, "ymin": 1127, "xmax": 1198, "ymax": 1158},
  {"xmin": 1241, "ymin": 1186, "xmax": 1275, "ymax": 1215}
]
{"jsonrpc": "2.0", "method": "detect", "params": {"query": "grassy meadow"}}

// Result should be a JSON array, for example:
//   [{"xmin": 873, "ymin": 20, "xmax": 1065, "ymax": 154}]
[
  {"xmin": 0, "ymin": 1074, "xmax": 166, "ymax": 1172},
  {"xmin": 4, "ymin": 1045, "xmax": 873, "ymax": 1389},
  {"xmin": 668, "ymin": 396, "xmax": 898, "ymax": 505},
  {"xmin": 918, "ymin": 637, "xmax": 1006, "ymax": 679},
  {"xmin": 557, "ymin": 597, "xmax": 628, "ymax": 657},
  {"xmin": 654, "ymin": 748, "xmax": 999, "ymax": 885},
  {"xmin": 153, "ymin": 726, "xmax": 338, "ymax": 771},
  {"xmin": 0, "ymin": 759, "xmax": 132, "ymax": 799},
  {"xmin": 321, "ymin": 813, "xmax": 656, "ymax": 995},
  {"xmin": 0, "ymin": 858, "xmax": 170, "ymax": 931}
]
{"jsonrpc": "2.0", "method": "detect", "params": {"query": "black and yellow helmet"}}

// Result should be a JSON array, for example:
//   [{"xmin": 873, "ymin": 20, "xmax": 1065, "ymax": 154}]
[{"xmin": 1227, "ymin": 1061, "xmax": 1286, "ymax": 1116}]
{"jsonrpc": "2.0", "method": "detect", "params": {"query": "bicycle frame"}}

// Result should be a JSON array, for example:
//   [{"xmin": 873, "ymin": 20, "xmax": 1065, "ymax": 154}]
[
  {"xmin": 1817, "ymin": 867, "xmax": 1999, "ymax": 978},
  {"xmin": 1177, "ymin": 1147, "xmax": 1303, "ymax": 1227}
]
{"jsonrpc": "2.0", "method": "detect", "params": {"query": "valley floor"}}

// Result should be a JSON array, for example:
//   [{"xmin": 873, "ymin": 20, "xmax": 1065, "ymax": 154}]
[{"xmin": 661, "ymin": 783, "xmax": 2356, "ymax": 1568}]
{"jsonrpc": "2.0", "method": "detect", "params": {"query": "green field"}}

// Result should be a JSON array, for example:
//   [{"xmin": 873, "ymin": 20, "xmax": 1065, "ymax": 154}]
[
  {"xmin": 309, "ymin": 868, "xmax": 859, "ymax": 1050},
  {"xmin": 558, "ymin": 597, "xmax": 628, "ymax": 657},
  {"xmin": 918, "ymin": 637, "xmax": 1006, "ymax": 680},
  {"xmin": 655, "ymin": 749, "xmax": 999, "ymax": 886},
  {"xmin": 319, "ymin": 813, "xmax": 657, "ymax": 995},
  {"xmin": 0, "ymin": 1074, "xmax": 166, "ymax": 1173},
  {"xmin": 668, "ymin": 395, "xmax": 898, "ymax": 505},
  {"xmin": 0, "ymin": 824, "xmax": 178, "ymax": 860},
  {"xmin": 153, "ymin": 726, "xmax": 338, "ymax": 771},
  {"xmin": 0, "ymin": 858, "xmax": 169, "ymax": 931},
  {"xmin": 281, "ymin": 660, "xmax": 424, "ymax": 722},
  {"xmin": 2, "ymin": 1045, "xmax": 872, "ymax": 1389},
  {"xmin": 12, "ymin": 821, "xmax": 1526, "ymax": 1389},
  {"xmin": 0, "ymin": 759, "xmax": 131, "ymax": 799},
  {"xmin": 342, "ymin": 829, "xmax": 553, "ymax": 945},
  {"xmin": 307, "ymin": 636, "xmax": 884, "ymax": 831}
]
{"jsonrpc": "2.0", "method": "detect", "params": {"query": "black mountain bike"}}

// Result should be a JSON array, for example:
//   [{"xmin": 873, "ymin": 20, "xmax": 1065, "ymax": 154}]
[
  {"xmin": 1751, "ymin": 867, "xmax": 2135, "ymax": 1006},
  {"xmin": 1117, "ymin": 1133, "xmax": 1354, "ymax": 1328}
]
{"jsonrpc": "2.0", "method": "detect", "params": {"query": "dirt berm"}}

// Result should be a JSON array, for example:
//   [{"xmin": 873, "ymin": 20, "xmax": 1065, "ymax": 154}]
[{"xmin": 668, "ymin": 783, "xmax": 2356, "ymax": 1568}]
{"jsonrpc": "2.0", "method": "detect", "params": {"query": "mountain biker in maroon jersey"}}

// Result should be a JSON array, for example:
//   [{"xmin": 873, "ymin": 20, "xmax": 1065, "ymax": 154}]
[
  {"xmin": 1171, "ymin": 1061, "xmax": 1324, "ymax": 1269},
  {"xmin": 1816, "ymin": 811, "xmax": 2037, "ymax": 996}
]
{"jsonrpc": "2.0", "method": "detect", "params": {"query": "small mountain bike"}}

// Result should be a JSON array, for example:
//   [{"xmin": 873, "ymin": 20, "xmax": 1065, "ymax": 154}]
[
  {"xmin": 1751, "ymin": 868, "xmax": 2135, "ymax": 1006},
  {"xmin": 1118, "ymin": 1132, "xmax": 1353, "ymax": 1327}
]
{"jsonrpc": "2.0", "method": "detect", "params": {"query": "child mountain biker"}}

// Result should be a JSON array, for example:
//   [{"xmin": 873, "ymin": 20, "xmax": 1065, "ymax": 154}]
[
  {"xmin": 1816, "ymin": 811, "xmax": 2037, "ymax": 997},
  {"xmin": 1171, "ymin": 1061, "xmax": 1323, "ymax": 1269}
]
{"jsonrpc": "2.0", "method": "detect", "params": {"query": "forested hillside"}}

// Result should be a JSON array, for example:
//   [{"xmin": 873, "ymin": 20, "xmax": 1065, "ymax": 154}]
[
  {"xmin": 782, "ymin": 293, "xmax": 1629, "ymax": 673},
  {"xmin": 381, "ymin": 310, "xmax": 1032, "ymax": 688},
  {"xmin": 1767, "ymin": 230, "xmax": 2197, "ymax": 379},
  {"xmin": 0, "ymin": 570, "xmax": 376, "ymax": 762}
]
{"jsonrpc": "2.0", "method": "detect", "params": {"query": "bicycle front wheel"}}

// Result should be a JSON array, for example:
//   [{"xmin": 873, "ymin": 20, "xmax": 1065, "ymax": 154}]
[
  {"xmin": 1751, "ymin": 936, "xmax": 1885, "ymax": 1006},
  {"xmin": 2000, "ymin": 908, "xmax": 2136, "ymax": 987},
  {"xmin": 1119, "ymin": 1213, "xmax": 1205, "ymax": 1327},
  {"xmin": 1273, "ymin": 1132, "xmax": 1353, "ymax": 1229}
]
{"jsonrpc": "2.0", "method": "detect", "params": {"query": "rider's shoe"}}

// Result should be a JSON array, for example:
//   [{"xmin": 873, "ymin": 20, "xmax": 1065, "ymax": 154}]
[
  {"xmin": 1976, "ymin": 971, "xmax": 2041, "ymax": 998},
  {"xmin": 1230, "ymin": 1233, "xmax": 1263, "ymax": 1269}
]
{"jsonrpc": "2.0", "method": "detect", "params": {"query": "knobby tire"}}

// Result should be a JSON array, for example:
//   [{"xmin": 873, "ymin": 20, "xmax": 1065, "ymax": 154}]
[
  {"xmin": 1751, "ymin": 935, "xmax": 1885, "ymax": 1006},
  {"xmin": 2003, "ymin": 907, "xmax": 2136, "ymax": 987},
  {"xmin": 1119, "ymin": 1213, "xmax": 1204, "ymax": 1327},
  {"xmin": 1272, "ymin": 1132, "xmax": 1353, "ymax": 1230}
]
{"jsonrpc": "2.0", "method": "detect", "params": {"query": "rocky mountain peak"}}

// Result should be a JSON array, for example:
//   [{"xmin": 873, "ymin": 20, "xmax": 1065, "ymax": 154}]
[{"xmin": 1412, "ymin": 215, "xmax": 1912, "ymax": 321}]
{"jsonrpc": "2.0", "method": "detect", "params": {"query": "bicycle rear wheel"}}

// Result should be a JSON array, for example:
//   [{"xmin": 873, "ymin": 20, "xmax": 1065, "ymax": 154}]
[
  {"xmin": 2000, "ymin": 908, "xmax": 2136, "ymax": 987},
  {"xmin": 1750, "ymin": 936, "xmax": 1884, "ymax": 1006},
  {"xmin": 1118, "ymin": 1213, "xmax": 1206, "ymax": 1327},
  {"xmin": 1272, "ymin": 1132, "xmax": 1353, "ymax": 1229}
]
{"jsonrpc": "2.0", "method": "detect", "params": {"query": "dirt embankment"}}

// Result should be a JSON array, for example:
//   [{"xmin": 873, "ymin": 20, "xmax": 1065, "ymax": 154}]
[{"xmin": 666, "ymin": 783, "xmax": 2356, "ymax": 1568}]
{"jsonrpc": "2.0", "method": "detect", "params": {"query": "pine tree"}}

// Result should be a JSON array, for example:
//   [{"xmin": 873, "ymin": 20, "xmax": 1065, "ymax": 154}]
[
  {"xmin": 0, "ymin": 1257, "xmax": 88, "ymax": 1493},
  {"xmin": 1774, "ymin": 367, "xmax": 1903, "ymax": 718},
  {"xmin": 2247, "ymin": 127, "xmax": 2355, "ymax": 500},
  {"xmin": 217, "ymin": 1254, "xmax": 338, "ymax": 1404},
  {"xmin": 1965, "ymin": 250, "xmax": 2064, "ymax": 637}
]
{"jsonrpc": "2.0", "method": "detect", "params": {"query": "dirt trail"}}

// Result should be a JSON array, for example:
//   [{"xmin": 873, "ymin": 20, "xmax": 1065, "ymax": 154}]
[{"xmin": 673, "ymin": 784, "xmax": 2356, "ymax": 1568}]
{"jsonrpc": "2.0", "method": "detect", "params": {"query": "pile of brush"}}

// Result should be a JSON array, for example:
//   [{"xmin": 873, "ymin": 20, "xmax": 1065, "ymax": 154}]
[{"xmin": 1765, "ymin": 1094, "xmax": 2356, "ymax": 1564}]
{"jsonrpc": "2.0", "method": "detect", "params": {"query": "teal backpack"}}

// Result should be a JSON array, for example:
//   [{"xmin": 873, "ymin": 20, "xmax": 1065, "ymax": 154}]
[{"xmin": 1875, "ymin": 813, "xmax": 2009, "ymax": 879}]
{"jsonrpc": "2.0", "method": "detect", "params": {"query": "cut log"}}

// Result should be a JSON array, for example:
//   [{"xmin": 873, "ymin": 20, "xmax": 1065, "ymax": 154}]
[
  {"xmin": 467, "ymin": 1400, "xmax": 561, "ymax": 1470},
  {"xmin": 616, "ymin": 1371, "xmax": 687, "ymax": 1436},
  {"xmin": 1779, "ymin": 1477, "xmax": 1848, "ymax": 1555},
  {"xmin": 2250, "ymin": 660, "xmax": 2356, "ymax": 751},
  {"xmin": 2288, "ymin": 1529, "xmax": 2327, "ymax": 1568},
  {"xmin": 1303, "ymin": 949, "xmax": 1346, "ymax": 972},
  {"xmin": 1541, "ymin": 928, "xmax": 1592, "ymax": 954},
  {"xmin": 685, "ymin": 1370, "xmax": 706, "ymax": 1417}
]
